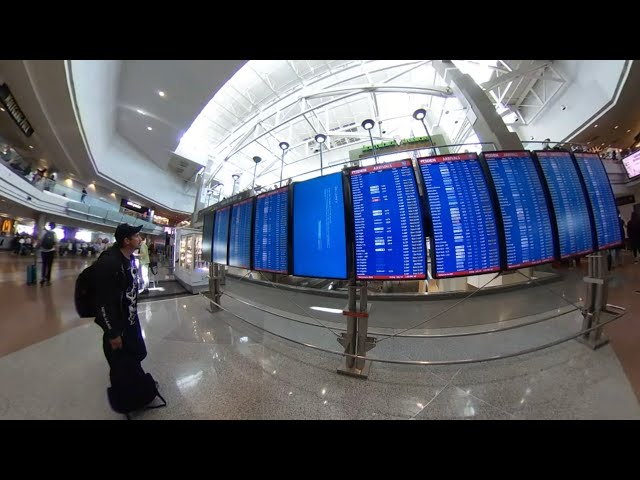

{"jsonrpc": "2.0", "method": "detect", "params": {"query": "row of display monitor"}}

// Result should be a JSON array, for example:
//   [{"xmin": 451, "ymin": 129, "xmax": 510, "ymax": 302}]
[{"xmin": 202, "ymin": 150, "xmax": 622, "ymax": 280}]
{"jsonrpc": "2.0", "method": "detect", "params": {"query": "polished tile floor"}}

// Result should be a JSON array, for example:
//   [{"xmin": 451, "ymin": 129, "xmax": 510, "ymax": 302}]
[{"xmin": 0, "ymin": 251, "xmax": 639, "ymax": 419}]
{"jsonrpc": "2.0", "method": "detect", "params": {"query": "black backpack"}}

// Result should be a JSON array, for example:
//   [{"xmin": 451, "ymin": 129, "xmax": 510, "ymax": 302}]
[
  {"xmin": 41, "ymin": 231, "xmax": 55, "ymax": 250},
  {"xmin": 74, "ymin": 250, "xmax": 121, "ymax": 318},
  {"xmin": 75, "ymin": 262, "xmax": 98, "ymax": 318},
  {"xmin": 107, "ymin": 350, "xmax": 167, "ymax": 419}
]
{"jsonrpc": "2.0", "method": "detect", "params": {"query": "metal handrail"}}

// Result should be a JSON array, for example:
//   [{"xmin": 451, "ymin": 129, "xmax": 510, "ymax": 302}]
[
  {"xmin": 221, "ymin": 290, "xmax": 579, "ymax": 338},
  {"xmin": 203, "ymin": 294, "xmax": 626, "ymax": 366}
]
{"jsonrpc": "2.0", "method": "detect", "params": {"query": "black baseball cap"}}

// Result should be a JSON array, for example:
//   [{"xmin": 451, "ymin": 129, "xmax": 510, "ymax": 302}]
[{"xmin": 115, "ymin": 223, "xmax": 143, "ymax": 244}]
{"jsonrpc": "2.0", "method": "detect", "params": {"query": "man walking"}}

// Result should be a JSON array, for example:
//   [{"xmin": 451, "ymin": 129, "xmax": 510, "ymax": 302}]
[
  {"xmin": 39, "ymin": 222, "xmax": 57, "ymax": 286},
  {"xmin": 94, "ymin": 223, "xmax": 147, "ymax": 374}
]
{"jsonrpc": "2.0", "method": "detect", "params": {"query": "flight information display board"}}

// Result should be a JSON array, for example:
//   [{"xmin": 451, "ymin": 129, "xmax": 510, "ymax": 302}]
[
  {"xmin": 349, "ymin": 160, "xmax": 426, "ymax": 280},
  {"xmin": 622, "ymin": 150, "xmax": 640, "ymax": 179},
  {"xmin": 418, "ymin": 153, "xmax": 501, "ymax": 278},
  {"xmin": 292, "ymin": 172, "xmax": 347, "ymax": 279},
  {"xmin": 483, "ymin": 151, "xmax": 555, "ymax": 269},
  {"xmin": 253, "ymin": 187, "xmax": 289, "ymax": 273},
  {"xmin": 212, "ymin": 206, "xmax": 231, "ymax": 265},
  {"xmin": 202, "ymin": 211, "xmax": 214, "ymax": 262},
  {"xmin": 535, "ymin": 151, "xmax": 594, "ymax": 258},
  {"xmin": 574, "ymin": 152, "xmax": 622, "ymax": 249},
  {"xmin": 228, "ymin": 198, "xmax": 254, "ymax": 268}
]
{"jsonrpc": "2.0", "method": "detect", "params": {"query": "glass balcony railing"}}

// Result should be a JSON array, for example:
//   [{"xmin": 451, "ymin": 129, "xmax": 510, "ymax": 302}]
[{"xmin": 1, "ymin": 141, "xmax": 166, "ymax": 233}]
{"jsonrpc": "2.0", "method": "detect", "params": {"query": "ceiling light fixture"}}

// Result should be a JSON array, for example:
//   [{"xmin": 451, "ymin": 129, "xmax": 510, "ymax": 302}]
[
  {"xmin": 29, "ymin": 145, "xmax": 34, "ymax": 149},
  {"xmin": 314, "ymin": 134, "xmax": 328, "ymax": 174},
  {"xmin": 279, "ymin": 142, "xmax": 290, "ymax": 188},
  {"xmin": 0, "ymin": 107, "xmax": 5, "ymax": 112},
  {"xmin": 627, "ymin": 129, "xmax": 632, "ymax": 133},
  {"xmin": 361, "ymin": 119, "xmax": 378, "ymax": 164},
  {"xmin": 147, "ymin": 126, "xmax": 153, "ymax": 131},
  {"xmin": 412, "ymin": 109, "xmax": 434, "ymax": 147},
  {"xmin": 252, "ymin": 156, "xmax": 262, "ymax": 190},
  {"xmin": 412, "ymin": 108, "xmax": 426, "ymax": 121},
  {"xmin": 594, "ymin": 124, "xmax": 598, "ymax": 128},
  {"xmin": 137, "ymin": 109, "xmax": 145, "ymax": 115},
  {"xmin": 158, "ymin": 91, "xmax": 165, "ymax": 97},
  {"xmin": 614, "ymin": 125, "xmax": 619, "ymax": 129}
]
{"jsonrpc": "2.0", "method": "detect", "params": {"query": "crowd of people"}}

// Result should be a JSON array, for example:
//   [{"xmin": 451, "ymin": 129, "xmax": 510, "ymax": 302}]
[
  {"xmin": 57, "ymin": 238, "xmax": 112, "ymax": 257},
  {"xmin": 4, "ymin": 233, "xmax": 113, "ymax": 257}
]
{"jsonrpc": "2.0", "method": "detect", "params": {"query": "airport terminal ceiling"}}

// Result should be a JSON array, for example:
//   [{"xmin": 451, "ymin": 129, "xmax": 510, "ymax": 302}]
[
  {"xmin": 2, "ymin": 60, "xmax": 636, "ymax": 221},
  {"xmin": 174, "ymin": 60, "xmax": 571, "ymax": 199}
]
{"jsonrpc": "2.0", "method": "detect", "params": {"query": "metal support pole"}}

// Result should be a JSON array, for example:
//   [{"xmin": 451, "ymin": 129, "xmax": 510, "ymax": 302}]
[
  {"xmin": 337, "ymin": 280, "xmax": 375, "ymax": 379},
  {"xmin": 279, "ymin": 150, "xmax": 286, "ymax": 188},
  {"xmin": 319, "ymin": 144, "xmax": 324, "ymax": 176},
  {"xmin": 355, "ymin": 281, "xmax": 375, "ymax": 371},
  {"xmin": 368, "ymin": 130, "xmax": 378, "ymax": 165},
  {"xmin": 209, "ymin": 263, "xmax": 223, "ymax": 312},
  {"xmin": 578, "ymin": 253, "xmax": 609, "ymax": 349},
  {"xmin": 252, "ymin": 162, "xmax": 258, "ymax": 190},
  {"xmin": 420, "ymin": 118, "xmax": 433, "ymax": 146},
  {"xmin": 343, "ymin": 279, "xmax": 357, "ymax": 369}
]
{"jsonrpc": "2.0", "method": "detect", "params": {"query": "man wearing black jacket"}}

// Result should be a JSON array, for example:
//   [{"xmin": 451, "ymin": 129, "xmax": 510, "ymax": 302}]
[{"xmin": 94, "ymin": 223, "xmax": 147, "ymax": 369}]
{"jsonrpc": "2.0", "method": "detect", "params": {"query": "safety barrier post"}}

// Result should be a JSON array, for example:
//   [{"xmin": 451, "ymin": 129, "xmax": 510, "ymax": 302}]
[
  {"xmin": 578, "ymin": 253, "xmax": 610, "ymax": 349},
  {"xmin": 337, "ymin": 280, "xmax": 376, "ymax": 379}
]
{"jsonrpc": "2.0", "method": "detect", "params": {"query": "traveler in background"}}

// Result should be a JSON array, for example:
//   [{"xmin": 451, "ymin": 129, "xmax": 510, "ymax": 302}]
[
  {"xmin": 137, "ymin": 234, "xmax": 150, "ymax": 294},
  {"xmin": 93, "ymin": 238, "xmax": 104, "ymax": 255},
  {"xmin": 627, "ymin": 212, "xmax": 640, "ymax": 264},
  {"xmin": 616, "ymin": 213, "xmax": 626, "ymax": 267},
  {"xmin": 58, "ymin": 239, "xmax": 67, "ymax": 256},
  {"xmin": 24, "ymin": 235, "xmax": 33, "ymax": 255},
  {"xmin": 81, "ymin": 188, "xmax": 88, "ymax": 203},
  {"xmin": 94, "ymin": 224, "xmax": 147, "ymax": 378},
  {"xmin": 44, "ymin": 172, "xmax": 56, "ymax": 192},
  {"xmin": 39, "ymin": 222, "xmax": 57, "ymax": 286}
]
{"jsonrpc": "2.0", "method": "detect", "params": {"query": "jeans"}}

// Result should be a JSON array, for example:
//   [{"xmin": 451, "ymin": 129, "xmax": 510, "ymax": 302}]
[
  {"xmin": 41, "ymin": 251, "xmax": 54, "ymax": 282},
  {"xmin": 102, "ymin": 316, "xmax": 147, "ymax": 369}
]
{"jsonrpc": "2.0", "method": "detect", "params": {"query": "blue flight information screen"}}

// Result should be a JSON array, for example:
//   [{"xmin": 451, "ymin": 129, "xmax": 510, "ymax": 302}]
[
  {"xmin": 418, "ymin": 153, "xmax": 501, "ymax": 278},
  {"xmin": 350, "ymin": 160, "xmax": 426, "ymax": 280},
  {"xmin": 228, "ymin": 199, "xmax": 253, "ymax": 268},
  {"xmin": 575, "ymin": 152, "xmax": 623, "ymax": 250},
  {"xmin": 212, "ymin": 206, "xmax": 231, "ymax": 265},
  {"xmin": 536, "ymin": 151, "xmax": 594, "ymax": 258},
  {"xmin": 484, "ymin": 151, "xmax": 555, "ymax": 269},
  {"xmin": 253, "ymin": 187, "xmax": 289, "ymax": 274},
  {"xmin": 293, "ymin": 172, "xmax": 347, "ymax": 279}
]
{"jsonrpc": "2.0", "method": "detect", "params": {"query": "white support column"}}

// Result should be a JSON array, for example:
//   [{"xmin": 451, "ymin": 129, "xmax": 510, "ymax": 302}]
[{"xmin": 432, "ymin": 60, "xmax": 524, "ymax": 151}]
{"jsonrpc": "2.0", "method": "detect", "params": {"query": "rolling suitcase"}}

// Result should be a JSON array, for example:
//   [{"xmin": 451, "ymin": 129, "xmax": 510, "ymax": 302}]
[{"xmin": 26, "ymin": 263, "xmax": 37, "ymax": 285}]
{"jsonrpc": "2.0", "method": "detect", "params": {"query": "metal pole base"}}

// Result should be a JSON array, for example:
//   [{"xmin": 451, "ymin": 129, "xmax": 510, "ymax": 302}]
[
  {"xmin": 575, "ymin": 334, "xmax": 609, "ymax": 350},
  {"xmin": 337, "ymin": 360, "xmax": 372, "ymax": 380},
  {"xmin": 208, "ymin": 297, "xmax": 223, "ymax": 313}
]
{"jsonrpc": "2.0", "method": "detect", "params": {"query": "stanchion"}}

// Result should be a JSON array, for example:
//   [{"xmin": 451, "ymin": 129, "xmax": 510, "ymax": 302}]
[
  {"xmin": 209, "ymin": 263, "xmax": 224, "ymax": 312},
  {"xmin": 337, "ymin": 280, "xmax": 376, "ymax": 379},
  {"xmin": 578, "ymin": 253, "xmax": 610, "ymax": 349}
]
